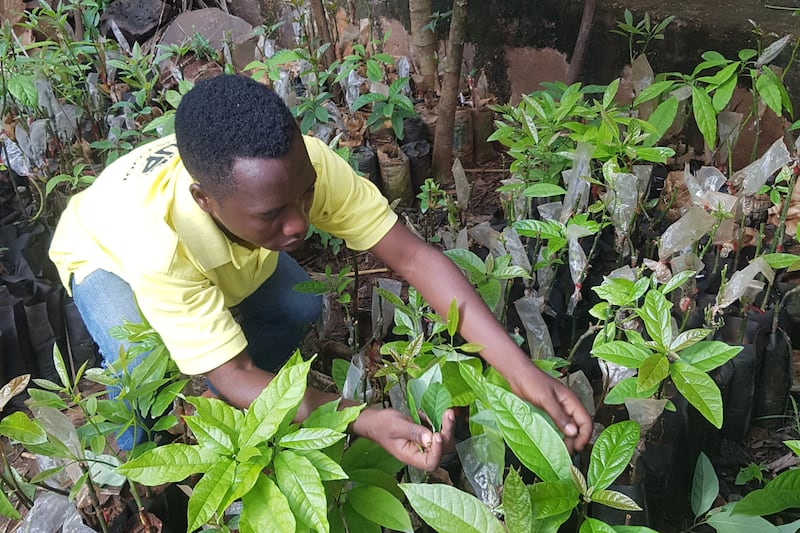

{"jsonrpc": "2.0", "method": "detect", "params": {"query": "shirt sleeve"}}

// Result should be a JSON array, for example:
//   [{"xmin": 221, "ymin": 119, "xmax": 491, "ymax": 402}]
[{"xmin": 305, "ymin": 136, "xmax": 398, "ymax": 251}]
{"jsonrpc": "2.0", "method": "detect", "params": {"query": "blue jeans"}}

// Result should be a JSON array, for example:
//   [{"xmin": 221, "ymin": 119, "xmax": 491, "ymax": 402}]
[{"xmin": 72, "ymin": 252, "xmax": 322, "ymax": 449}]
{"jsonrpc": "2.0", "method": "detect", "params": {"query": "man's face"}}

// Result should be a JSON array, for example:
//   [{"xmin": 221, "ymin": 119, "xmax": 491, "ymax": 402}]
[{"xmin": 191, "ymin": 134, "xmax": 316, "ymax": 252}]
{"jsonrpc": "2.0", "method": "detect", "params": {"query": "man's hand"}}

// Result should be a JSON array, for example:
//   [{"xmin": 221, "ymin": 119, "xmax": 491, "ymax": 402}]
[
  {"xmin": 507, "ymin": 364, "xmax": 593, "ymax": 452},
  {"xmin": 350, "ymin": 407, "xmax": 455, "ymax": 471}
]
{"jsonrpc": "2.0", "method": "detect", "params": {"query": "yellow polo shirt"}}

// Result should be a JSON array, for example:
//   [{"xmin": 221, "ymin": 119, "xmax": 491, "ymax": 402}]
[{"xmin": 49, "ymin": 135, "xmax": 397, "ymax": 375}]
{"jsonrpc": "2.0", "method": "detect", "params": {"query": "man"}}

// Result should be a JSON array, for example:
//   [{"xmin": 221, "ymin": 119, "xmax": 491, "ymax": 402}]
[{"xmin": 50, "ymin": 74, "xmax": 591, "ymax": 470}]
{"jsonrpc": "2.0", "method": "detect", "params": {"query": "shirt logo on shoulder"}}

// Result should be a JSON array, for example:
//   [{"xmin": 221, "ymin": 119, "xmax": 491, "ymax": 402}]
[{"xmin": 142, "ymin": 143, "xmax": 178, "ymax": 173}]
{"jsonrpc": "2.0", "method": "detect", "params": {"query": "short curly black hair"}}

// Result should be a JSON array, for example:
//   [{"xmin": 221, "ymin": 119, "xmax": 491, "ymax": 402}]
[{"xmin": 175, "ymin": 74, "xmax": 298, "ymax": 198}]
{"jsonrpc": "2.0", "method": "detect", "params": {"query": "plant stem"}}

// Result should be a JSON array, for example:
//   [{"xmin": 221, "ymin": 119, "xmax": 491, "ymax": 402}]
[
  {"xmin": 568, "ymin": 323, "xmax": 600, "ymax": 362},
  {"xmin": 127, "ymin": 481, "xmax": 157, "ymax": 533},
  {"xmin": 0, "ymin": 443, "xmax": 33, "ymax": 508},
  {"xmin": 80, "ymin": 461, "xmax": 110, "ymax": 533}
]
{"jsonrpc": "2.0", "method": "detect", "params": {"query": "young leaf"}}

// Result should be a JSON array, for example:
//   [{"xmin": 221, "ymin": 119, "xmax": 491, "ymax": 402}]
[
  {"xmin": 591, "ymin": 342, "xmax": 652, "ymax": 369},
  {"xmin": 302, "ymin": 400, "xmax": 364, "ymax": 433},
  {"xmin": 447, "ymin": 298, "xmax": 459, "ymax": 338},
  {"xmin": 421, "ymin": 382, "xmax": 453, "ymax": 432},
  {"xmin": 678, "ymin": 341, "xmax": 742, "ymax": 372},
  {"xmin": 187, "ymin": 458, "xmax": 236, "ymax": 531},
  {"xmin": 0, "ymin": 412, "xmax": 47, "ymax": 445},
  {"xmin": 708, "ymin": 506, "xmax": 792, "ymax": 532},
  {"xmin": 669, "ymin": 329, "xmax": 712, "ymax": 352},
  {"xmin": 347, "ymin": 485, "xmax": 413, "ymax": 532},
  {"xmin": 444, "ymin": 249, "xmax": 487, "ymax": 276},
  {"xmin": 589, "ymin": 489, "xmax": 642, "ymax": 511},
  {"xmin": 660, "ymin": 269, "xmax": 696, "ymax": 295},
  {"xmin": 240, "ymin": 476, "xmax": 296, "ymax": 533},
  {"xmin": 691, "ymin": 452, "xmax": 719, "ymax": 518},
  {"xmin": 523, "ymin": 183, "xmax": 568, "ymax": 198},
  {"xmin": 186, "ymin": 396, "xmax": 243, "ymax": 441},
  {"xmin": 274, "ymin": 450, "xmax": 329, "ymax": 532},
  {"xmin": 295, "ymin": 449, "xmax": 347, "ymax": 481},
  {"xmin": 117, "ymin": 444, "xmax": 220, "ymax": 484},
  {"xmin": 670, "ymin": 362, "xmax": 723, "ymax": 428},
  {"xmin": 733, "ymin": 469, "xmax": 800, "ymax": 516},
  {"xmin": 0, "ymin": 487, "xmax": 20, "ymax": 520},
  {"xmin": 504, "ymin": 469, "xmax": 533, "ymax": 533},
  {"xmin": 755, "ymin": 68, "xmax": 783, "ymax": 117},
  {"xmin": 278, "ymin": 428, "xmax": 346, "ymax": 450},
  {"xmin": 761, "ymin": 252, "xmax": 800, "ymax": 270},
  {"xmin": 399, "ymin": 483, "xmax": 506, "ymax": 533},
  {"xmin": 484, "ymin": 383, "xmax": 571, "ymax": 482},
  {"xmin": 637, "ymin": 354, "xmax": 669, "ymax": 393},
  {"xmin": 578, "ymin": 517, "xmax": 617, "ymax": 533},
  {"xmin": 638, "ymin": 290, "xmax": 673, "ymax": 349},
  {"xmin": 528, "ymin": 479, "xmax": 581, "ymax": 518},
  {"xmin": 184, "ymin": 417, "xmax": 235, "ymax": 455},
  {"xmin": 588, "ymin": 421, "xmax": 640, "ymax": 492},
  {"xmin": 239, "ymin": 357, "xmax": 312, "ymax": 449},
  {"xmin": 691, "ymin": 86, "xmax": 718, "ymax": 150},
  {"xmin": 604, "ymin": 378, "xmax": 659, "ymax": 405}
]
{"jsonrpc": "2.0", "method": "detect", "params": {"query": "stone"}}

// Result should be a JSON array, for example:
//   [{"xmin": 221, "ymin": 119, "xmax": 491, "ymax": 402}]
[
  {"xmin": 158, "ymin": 8, "xmax": 258, "ymax": 72},
  {"xmin": 99, "ymin": 0, "xmax": 175, "ymax": 44}
]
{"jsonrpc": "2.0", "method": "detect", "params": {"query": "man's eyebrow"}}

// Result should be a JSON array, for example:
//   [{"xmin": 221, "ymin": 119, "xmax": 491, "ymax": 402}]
[{"xmin": 259, "ymin": 205, "xmax": 284, "ymax": 218}]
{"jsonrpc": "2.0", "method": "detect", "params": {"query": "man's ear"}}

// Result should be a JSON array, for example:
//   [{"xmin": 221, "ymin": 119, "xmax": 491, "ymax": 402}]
[{"xmin": 190, "ymin": 183, "xmax": 214, "ymax": 213}]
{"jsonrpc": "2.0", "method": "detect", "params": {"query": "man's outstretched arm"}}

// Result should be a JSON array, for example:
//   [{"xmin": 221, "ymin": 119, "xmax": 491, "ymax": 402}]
[{"xmin": 370, "ymin": 221, "xmax": 593, "ymax": 452}]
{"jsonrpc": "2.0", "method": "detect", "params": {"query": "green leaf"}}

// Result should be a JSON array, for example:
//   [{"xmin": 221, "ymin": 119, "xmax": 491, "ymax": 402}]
[
  {"xmin": 523, "ymin": 183, "xmax": 568, "ymax": 198},
  {"xmin": 302, "ymin": 400, "xmax": 364, "ymax": 433},
  {"xmin": 633, "ymin": 80, "xmax": 676, "ymax": 106},
  {"xmin": 588, "ymin": 421, "xmax": 640, "ymax": 491},
  {"xmin": 638, "ymin": 290, "xmax": 673, "ymax": 349},
  {"xmin": 644, "ymin": 96, "xmax": 678, "ymax": 145},
  {"xmin": 340, "ymin": 437, "xmax": 403, "ymax": 475},
  {"xmin": 670, "ymin": 362, "xmax": 723, "ymax": 428},
  {"xmin": 294, "ymin": 449, "xmax": 347, "ymax": 481},
  {"xmin": 484, "ymin": 382, "xmax": 571, "ymax": 482},
  {"xmin": 400, "ymin": 483, "xmax": 506, "ymax": 533},
  {"xmin": 342, "ymin": 501, "xmax": 382, "ymax": 533},
  {"xmin": 421, "ymin": 382, "xmax": 452, "ymax": 432},
  {"xmin": 239, "ymin": 357, "xmax": 312, "ymax": 449},
  {"xmin": 633, "ymin": 147, "xmax": 675, "ymax": 163},
  {"xmin": 7, "ymin": 75, "xmax": 37, "ymax": 108},
  {"xmin": 444, "ymin": 248, "xmax": 486, "ymax": 276},
  {"xmin": 477, "ymin": 278, "xmax": 502, "ymax": 310},
  {"xmin": 708, "ymin": 505, "xmax": 787, "ymax": 532},
  {"xmin": 0, "ymin": 486, "xmax": 20, "ymax": 520},
  {"xmin": 604, "ymin": 378, "xmax": 659, "ymax": 405},
  {"xmin": 0, "ymin": 412, "xmax": 46, "ymax": 445},
  {"xmin": 240, "ymin": 476, "xmax": 296, "ymax": 533},
  {"xmin": 117, "ymin": 444, "xmax": 220, "ymax": 484},
  {"xmin": 691, "ymin": 452, "xmax": 719, "ymax": 518},
  {"xmin": 669, "ymin": 329, "xmax": 712, "ymax": 352},
  {"xmin": 279, "ymin": 428, "xmax": 346, "ymax": 450},
  {"xmin": 756, "ymin": 68, "xmax": 783, "ymax": 117},
  {"xmin": 713, "ymin": 74, "xmax": 737, "ymax": 112},
  {"xmin": 447, "ymin": 298, "xmax": 459, "ymax": 338},
  {"xmin": 187, "ymin": 458, "xmax": 236, "ymax": 531},
  {"xmin": 528, "ymin": 480, "xmax": 581, "ymax": 518},
  {"xmin": 274, "ymin": 450, "xmax": 328, "ymax": 532},
  {"xmin": 351, "ymin": 92, "xmax": 385, "ymax": 112},
  {"xmin": 347, "ymin": 485, "xmax": 413, "ymax": 532},
  {"xmin": 504, "ymin": 469, "xmax": 533, "ymax": 533},
  {"xmin": 637, "ymin": 354, "xmax": 670, "ymax": 393},
  {"xmin": 678, "ymin": 341, "xmax": 742, "ymax": 372},
  {"xmin": 347, "ymin": 468, "xmax": 403, "ymax": 499},
  {"xmin": 761, "ymin": 252, "xmax": 800, "ymax": 270},
  {"xmin": 593, "ymin": 278, "xmax": 636, "ymax": 307},
  {"xmin": 691, "ymin": 85, "xmax": 718, "ymax": 149},
  {"xmin": 603, "ymin": 79, "xmax": 620, "ymax": 108},
  {"xmin": 580, "ymin": 517, "xmax": 619, "ymax": 533},
  {"xmin": 184, "ymin": 417, "xmax": 234, "ymax": 455},
  {"xmin": 661, "ymin": 269, "xmax": 697, "ymax": 295},
  {"xmin": 733, "ymin": 469, "xmax": 800, "ymax": 515},
  {"xmin": 185, "ymin": 396, "xmax": 243, "ymax": 440},
  {"xmin": 591, "ymin": 342, "xmax": 652, "ymax": 369},
  {"xmin": 590, "ymin": 489, "xmax": 642, "ymax": 511}
]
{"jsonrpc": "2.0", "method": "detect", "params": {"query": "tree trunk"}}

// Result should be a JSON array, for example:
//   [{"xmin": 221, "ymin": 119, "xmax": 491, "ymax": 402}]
[
  {"xmin": 409, "ymin": 0, "xmax": 437, "ymax": 95},
  {"xmin": 566, "ymin": 0, "xmax": 597, "ymax": 84},
  {"xmin": 309, "ymin": 0, "xmax": 337, "ymax": 70},
  {"xmin": 432, "ymin": 0, "xmax": 468, "ymax": 184}
]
